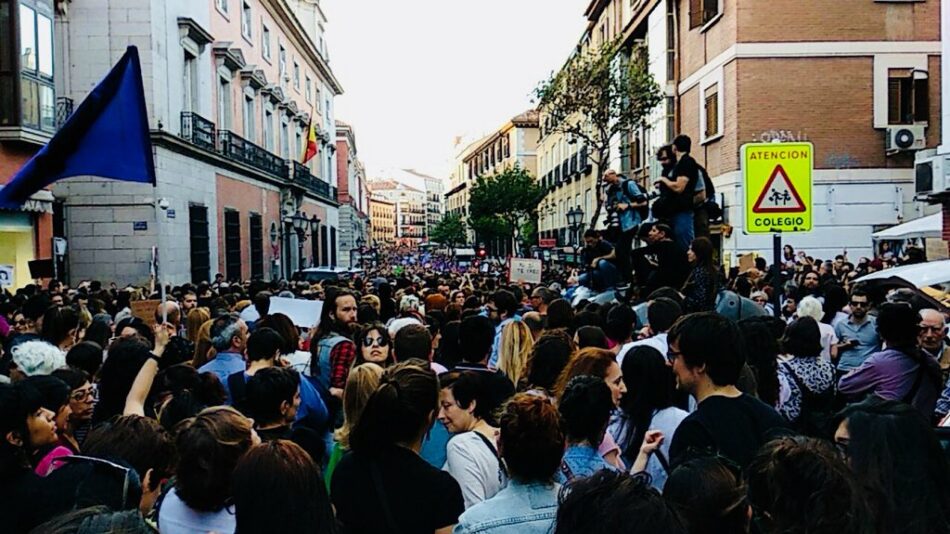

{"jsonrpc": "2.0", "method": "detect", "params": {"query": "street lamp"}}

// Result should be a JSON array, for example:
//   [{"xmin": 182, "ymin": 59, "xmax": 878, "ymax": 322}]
[
  {"xmin": 566, "ymin": 206, "xmax": 585, "ymax": 266},
  {"xmin": 287, "ymin": 211, "xmax": 315, "ymax": 272},
  {"xmin": 355, "ymin": 235, "xmax": 366, "ymax": 269}
]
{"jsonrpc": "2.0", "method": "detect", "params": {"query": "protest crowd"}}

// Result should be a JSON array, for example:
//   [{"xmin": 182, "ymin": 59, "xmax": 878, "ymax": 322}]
[{"xmin": 1, "ymin": 136, "xmax": 949, "ymax": 534}]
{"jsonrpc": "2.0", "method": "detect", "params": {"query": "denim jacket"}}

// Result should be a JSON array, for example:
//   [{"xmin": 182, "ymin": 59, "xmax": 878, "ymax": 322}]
[
  {"xmin": 453, "ymin": 481, "xmax": 560, "ymax": 534},
  {"xmin": 557, "ymin": 444, "xmax": 617, "ymax": 484}
]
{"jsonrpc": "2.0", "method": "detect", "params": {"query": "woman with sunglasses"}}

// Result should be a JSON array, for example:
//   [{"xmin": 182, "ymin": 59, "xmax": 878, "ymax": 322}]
[{"xmin": 354, "ymin": 323, "xmax": 394, "ymax": 367}]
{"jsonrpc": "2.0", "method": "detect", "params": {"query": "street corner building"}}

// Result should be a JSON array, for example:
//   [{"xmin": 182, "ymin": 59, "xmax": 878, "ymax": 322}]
[
  {"xmin": 3, "ymin": 0, "xmax": 348, "ymax": 288},
  {"xmin": 534, "ymin": 0, "xmax": 944, "ymax": 264}
]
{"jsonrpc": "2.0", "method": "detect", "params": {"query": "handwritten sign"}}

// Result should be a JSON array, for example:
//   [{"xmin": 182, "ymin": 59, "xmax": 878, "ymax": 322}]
[
  {"xmin": 269, "ymin": 297, "xmax": 324, "ymax": 329},
  {"xmin": 0, "ymin": 265, "xmax": 13, "ymax": 287},
  {"xmin": 130, "ymin": 300, "xmax": 161, "ymax": 326},
  {"xmin": 509, "ymin": 258, "xmax": 543, "ymax": 285}
]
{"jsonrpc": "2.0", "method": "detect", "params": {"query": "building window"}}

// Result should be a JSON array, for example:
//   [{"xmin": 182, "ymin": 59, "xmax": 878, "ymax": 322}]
[
  {"xmin": 182, "ymin": 52, "xmax": 198, "ymax": 113},
  {"xmin": 217, "ymin": 75, "xmax": 232, "ymax": 130},
  {"xmin": 295, "ymin": 125, "xmax": 303, "ymax": 161},
  {"xmin": 18, "ymin": 4, "xmax": 55, "ymax": 132},
  {"xmin": 293, "ymin": 61, "xmax": 300, "ymax": 89},
  {"xmin": 243, "ymin": 95, "xmax": 255, "ymax": 140},
  {"xmin": 189, "ymin": 205, "xmax": 211, "ymax": 283},
  {"xmin": 887, "ymin": 69, "xmax": 928, "ymax": 125},
  {"xmin": 305, "ymin": 76, "xmax": 312, "ymax": 102},
  {"xmin": 216, "ymin": 0, "xmax": 229, "ymax": 16},
  {"xmin": 249, "ymin": 213, "xmax": 263, "ymax": 279},
  {"xmin": 330, "ymin": 227, "xmax": 337, "ymax": 267},
  {"xmin": 311, "ymin": 222, "xmax": 320, "ymax": 266},
  {"xmin": 263, "ymin": 107, "xmax": 274, "ymax": 150},
  {"xmin": 224, "ymin": 210, "xmax": 242, "ymax": 282},
  {"xmin": 278, "ymin": 45, "xmax": 287, "ymax": 85},
  {"xmin": 241, "ymin": 2, "xmax": 252, "ymax": 40},
  {"xmin": 280, "ymin": 116, "xmax": 289, "ymax": 159},
  {"xmin": 320, "ymin": 225, "xmax": 329, "ymax": 266},
  {"xmin": 262, "ymin": 25, "xmax": 271, "ymax": 59},
  {"xmin": 701, "ymin": 81, "xmax": 720, "ymax": 140},
  {"xmin": 689, "ymin": 0, "xmax": 720, "ymax": 29}
]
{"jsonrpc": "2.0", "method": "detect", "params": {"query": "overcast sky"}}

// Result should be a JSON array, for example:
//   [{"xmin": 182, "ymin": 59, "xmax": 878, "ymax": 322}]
[{"xmin": 323, "ymin": 0, "xmax": 588, "ymax": 186}]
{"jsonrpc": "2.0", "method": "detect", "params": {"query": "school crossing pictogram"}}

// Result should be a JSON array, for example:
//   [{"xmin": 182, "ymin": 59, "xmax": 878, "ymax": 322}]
[{"xmin": 752, "ymin": 165, "xmax": 806, "ymax": 213}]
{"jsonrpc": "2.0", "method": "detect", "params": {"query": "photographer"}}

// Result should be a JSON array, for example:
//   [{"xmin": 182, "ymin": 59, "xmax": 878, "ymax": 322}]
[{"xmin": 603, "ymin": 169, "xmax": 647, "ymax": 298}]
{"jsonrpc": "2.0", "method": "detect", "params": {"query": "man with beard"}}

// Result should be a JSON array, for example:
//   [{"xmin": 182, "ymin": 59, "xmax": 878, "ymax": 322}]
[
  {"xmin": 833, "ymin": 289, "xmax": 880, "ymax": 376},
  {"xmin": 796, "ymin": 270, "xmax": 823, "ymax": 302},
  {"xmin": 653, "ymin": 138, "xmax": 702, "ymax": 252},
  {"xmin": 309, "ymin": 288, "xmax": 359, "ymax": 424},
  {"xmin": 667, "ymin": 312, "xmax": 790, "ymax": 469}
]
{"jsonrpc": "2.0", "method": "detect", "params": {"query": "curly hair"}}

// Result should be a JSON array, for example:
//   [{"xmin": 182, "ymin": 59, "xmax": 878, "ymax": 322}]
[
  {"xmin": 746, "ymin": 436, "xmax": 874, "ymax": 534},
  {"xmin": 498, "ymin": 392, "xmax": 564, "ymax": 483}
]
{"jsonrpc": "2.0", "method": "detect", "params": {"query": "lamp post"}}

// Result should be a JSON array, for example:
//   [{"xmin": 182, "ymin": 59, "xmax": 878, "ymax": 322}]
[
  {"xmin": 309, "ymin": 215, "xmax": 320, "ymax": 267},
  {"xmin": 355, "ymin": 235, "xmax": 366, "ymax": 270},
  {"xmin": 287, "ymin": 211, "xmax": 318, "ymax": 273},
  {"xmin": 566, "ymin": 205, "xmax": 585, "ymax": 266}
]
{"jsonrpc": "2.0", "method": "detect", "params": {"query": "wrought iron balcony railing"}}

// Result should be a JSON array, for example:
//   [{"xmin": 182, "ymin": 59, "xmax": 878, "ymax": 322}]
[{"xmin": 180, "ymin": 112, "xmax": 217, "ymax": 152}]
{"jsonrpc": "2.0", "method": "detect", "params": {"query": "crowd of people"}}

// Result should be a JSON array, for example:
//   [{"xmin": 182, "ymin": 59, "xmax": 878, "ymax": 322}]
[{"xmin": 0, "ymin": 134, "xmax": 948, "ymax": 532}]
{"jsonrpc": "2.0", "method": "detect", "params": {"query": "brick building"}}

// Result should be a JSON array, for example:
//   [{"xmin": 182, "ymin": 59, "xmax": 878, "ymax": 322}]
[
  {"xmin": 52, "ymin": 0, "xmax": 342, "ymax": 285},
  {"xmin": 541, "ymin": 0, "xmax": 941, "ymax": 262},
  {"xmin": 368, "ymin": 178, "xmax": 426, "ymax": 247},
  {"xmin": 336, "ymin": 121, "xmax": 369, "ymax": 267}
]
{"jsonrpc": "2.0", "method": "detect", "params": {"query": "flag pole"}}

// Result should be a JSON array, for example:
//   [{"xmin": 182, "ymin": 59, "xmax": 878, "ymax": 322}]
[{"xmin": 153, "ymin": 191, "xmax": 167, "ymax": 325}]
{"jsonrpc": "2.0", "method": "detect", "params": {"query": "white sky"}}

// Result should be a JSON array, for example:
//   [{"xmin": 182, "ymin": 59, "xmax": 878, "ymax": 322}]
[{"xmin": 323, "ymin": 0, "xmax": 589, "ymax": 188}]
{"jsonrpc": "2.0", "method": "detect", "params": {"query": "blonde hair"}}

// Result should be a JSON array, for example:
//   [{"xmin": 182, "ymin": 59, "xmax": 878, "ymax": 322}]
[
  {"xmin": 498, "ymin": 320, "xmax": 534, "ymax": 387},
  {"xmin": 335, "ymin": 363, "xmax": 384, "ymax": 449},
  {"xmin": 186, "ymin": 307, "xmax": 211, "ymax": 344},
  {"xmin": 192, "ymin": 318, "xmax": 217, "ymax": 368},
  {"xmin": 361, "ymin": 294, "xmax": 381, "ymax": 314}
]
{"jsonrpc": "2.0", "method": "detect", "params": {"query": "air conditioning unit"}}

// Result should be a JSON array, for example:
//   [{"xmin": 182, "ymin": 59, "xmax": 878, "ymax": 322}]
[
  {"xmin": 914, "ymin": 149, "xmax": 950, "ymax": 196},
  {"xmin": 885, "ymin": 125, "xmax": 926, "ymax": 155}
]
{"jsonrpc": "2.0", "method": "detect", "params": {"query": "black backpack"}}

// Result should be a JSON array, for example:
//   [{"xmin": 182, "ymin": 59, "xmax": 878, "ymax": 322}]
[{"xmin": 621, "ymin": 179, "xmax": 650, "ymax": 220}]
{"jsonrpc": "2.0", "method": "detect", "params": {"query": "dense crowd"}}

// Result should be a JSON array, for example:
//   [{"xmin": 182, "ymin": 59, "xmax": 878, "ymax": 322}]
[{"xmin": 0, "ymin": 135, "xmax": 948, "ymax": 534}]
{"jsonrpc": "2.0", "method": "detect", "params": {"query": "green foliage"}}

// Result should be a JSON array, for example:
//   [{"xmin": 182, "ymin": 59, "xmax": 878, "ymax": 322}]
[
  {"xmin": 428, "ymin": 213, "xmax": 467, "ymax": 247},
  {"xmin": 468, "ymin": 165, "xmax": 544, "ymax": 244},
  {"xmin": 535, "ymin": 38, "xmax": 662, "ymax": 225}
]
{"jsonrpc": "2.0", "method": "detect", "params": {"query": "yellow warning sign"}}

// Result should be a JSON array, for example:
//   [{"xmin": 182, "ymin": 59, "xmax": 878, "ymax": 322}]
[{"xmin": 742, "ymin": 142, "xmax": 813, "ymax": 233}]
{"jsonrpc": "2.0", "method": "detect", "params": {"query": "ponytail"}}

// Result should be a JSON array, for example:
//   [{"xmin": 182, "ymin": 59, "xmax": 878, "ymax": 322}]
[{"xmin": 349, "ymin": 361, "xmax": 438, "ymax": 455}]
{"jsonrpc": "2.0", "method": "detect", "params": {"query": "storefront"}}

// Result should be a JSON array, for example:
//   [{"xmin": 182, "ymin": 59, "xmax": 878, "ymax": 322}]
[{"xmin": 0, "ymin": 189, "xmax": 54, "ymax": 289}]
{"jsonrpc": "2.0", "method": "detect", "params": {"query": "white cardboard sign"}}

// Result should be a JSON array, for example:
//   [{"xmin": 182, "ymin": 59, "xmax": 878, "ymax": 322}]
[
  {"xmin": 509, "ymin": 258, "xmax": 543, "ymax": 285},
  {"xmin": 269, "ymin": 297, "xmax": 324, "ymax": 328}
]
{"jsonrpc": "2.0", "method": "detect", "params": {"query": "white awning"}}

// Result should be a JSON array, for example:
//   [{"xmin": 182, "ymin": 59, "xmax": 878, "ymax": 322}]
[
  {"xmin": 0, "ymin": 186, "xmax": 54, "ymax": 214},
  {"xmin": 871, "ymin": 213, "xmax": 942, "ymax": 240}
]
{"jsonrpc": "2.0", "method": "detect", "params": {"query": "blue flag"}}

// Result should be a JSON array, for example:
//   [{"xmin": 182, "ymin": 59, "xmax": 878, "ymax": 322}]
[{"xmin": 0, "ymin": 46, "xmax": 156, "ymax": 209}]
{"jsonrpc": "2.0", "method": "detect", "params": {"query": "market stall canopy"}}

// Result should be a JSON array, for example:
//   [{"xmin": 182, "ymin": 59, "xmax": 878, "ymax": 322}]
[{"xmin": 871, "ymin": 213, "xmax": 942, "ymax": 240}]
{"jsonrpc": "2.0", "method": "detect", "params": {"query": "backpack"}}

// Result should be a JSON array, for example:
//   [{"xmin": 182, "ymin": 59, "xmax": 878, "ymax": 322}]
[
  {"xmin": 621, "ymin": 179, "xmax": 650, "ymax": 221},
  {"xmin": 694, "ymin": 165, "xmax": 723, "ymax": 220}
]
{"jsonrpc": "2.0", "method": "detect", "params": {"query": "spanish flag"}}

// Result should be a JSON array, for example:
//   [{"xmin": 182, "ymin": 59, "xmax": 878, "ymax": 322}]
[{"xmin": 301, "ymin": 119, "xmax": 318, "ymax": 164}]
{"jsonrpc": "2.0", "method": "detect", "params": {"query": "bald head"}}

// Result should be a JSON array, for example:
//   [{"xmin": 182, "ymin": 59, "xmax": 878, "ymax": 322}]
[
  {"xmin": 155, "ymin": 301, "xmax": 182, "ymax": 327},
  {"xmin": 919, "ymin": 309, "xmax": 948, "ymax": 354}
]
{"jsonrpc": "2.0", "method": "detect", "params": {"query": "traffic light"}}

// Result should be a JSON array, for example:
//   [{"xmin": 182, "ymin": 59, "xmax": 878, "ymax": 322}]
[{"xmin": 477, "ymin": 244, "xmax": 487, "ymax": 258}]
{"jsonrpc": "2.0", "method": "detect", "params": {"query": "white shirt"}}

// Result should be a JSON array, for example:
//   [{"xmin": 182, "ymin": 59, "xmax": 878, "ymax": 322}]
[
  {"xmin": 817, "ymin": 322, "xmax": 839, "ymax": 362},
  {"xmin": 443, "ymin": 431, "xmax": 506, "ymax": 510},
  {"xmin": 617, "ymin": 333, "xmax": 669, "ymax": 367},
  {"xmin": 158, "ymin": 487, "xmax": 236, "ymax": 534}
]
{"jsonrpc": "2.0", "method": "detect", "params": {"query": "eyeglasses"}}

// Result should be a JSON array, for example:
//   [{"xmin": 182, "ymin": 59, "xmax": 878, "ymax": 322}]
[
  {"xmin": 70, "ymin": 388, "xmax": 97, "ymax": 402},
  {"xmin": 849, "ymin": 301, "xmax": 869, "ymax": 308},
  {"xmin": 666, "ymin": 349, "xmax": 682, "ymax": 363},
  {"xmin": 362, "ymin": 336, "xmax": 389, "ymax": 347}
]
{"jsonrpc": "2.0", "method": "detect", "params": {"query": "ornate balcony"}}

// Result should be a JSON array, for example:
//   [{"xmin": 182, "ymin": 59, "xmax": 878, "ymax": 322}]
[
  {"xmin": 291, "ymin": 161, "xmax": 336, "ymax": 203},
  {"xmin": 218, "ymin": 130, "xmax": 288, "ymax": 178},
  {"xmin": 180, "ymin": 112, "xmax": 216, "ymax": 152}
]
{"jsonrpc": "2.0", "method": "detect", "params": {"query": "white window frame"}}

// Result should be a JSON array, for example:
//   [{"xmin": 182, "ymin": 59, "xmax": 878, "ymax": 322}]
[
  {"xmin": 216, "ymin": 0, "xmax": 229, "ymax": 17},
  {"xmin": 699, "ymin": 67, "xmax": 724, "ymax": 145},
  {"xmin": 263, "ymin": 105, "xmax": 275, "ymax": 151},
  {"xmin": 293, "ymin": 61, "xmax": 300, "ymax": 89},
  {"xmin": 217, "ymin": 72, "xmax": 232, "ymax": 130},
  {"xmin": 241, "ymin": 2, "xmax": 252, "ymax": 41},
  {"xmin": 182, "ymin": 51, "xmax": 199, "ymax": 113},
  {"xmin": 243, "ymin": 91, "xmax": 255, "ymax": 141},
  {"xmin": 305, "ymin": 76, "xmax": 312, "ymax": 103},
  {"xmin": 278, "ymin": 44, "xmax": 287, "ymax": 86},
  {"xmin": 261, "ymin": 24, "xmax": 271, "ymax": 61},
  {"xmin": 872, "ymin": 53, "xmax": 929, "ymax": 128}
]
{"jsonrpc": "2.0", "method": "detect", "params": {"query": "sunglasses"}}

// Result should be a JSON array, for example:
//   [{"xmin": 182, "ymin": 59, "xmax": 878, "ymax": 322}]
[{"xmin": 362, "ymin": 336, "xmax": 389, "ymax": 347}]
